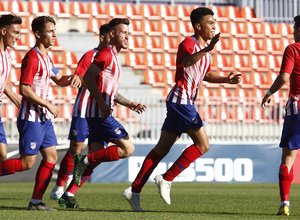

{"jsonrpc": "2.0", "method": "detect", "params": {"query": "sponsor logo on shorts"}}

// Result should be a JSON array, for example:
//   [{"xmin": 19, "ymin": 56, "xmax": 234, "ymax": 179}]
[
  {"xmin": 192, "ymin": 117, "xmax": 198, "ymax": 124},
  {"xmin": 30, "ymin": 142, "xmax": 37, "ymax": 150},
  {"xmin": 72, "ymin": 129, "xmax": 78, "ymax": 137}
]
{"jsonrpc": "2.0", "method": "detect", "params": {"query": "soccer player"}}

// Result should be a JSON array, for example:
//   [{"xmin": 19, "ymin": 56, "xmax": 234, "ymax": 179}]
[
  {"xmin": 261, "ymin": 15, "xmax": 300, "ymax": 216},
  {"xmin": 122, "ymin": 7, "xmax": 241, "ymax": 211},
  {"xmin": 59, "ymin": 18, "xmax": 146, "ymax": 208},
  {"xmin": 50, "ymin": 23, "xmax": 110, "ymax": 201},
  {"xmin": 0, "ymin": 14, "xmax": 22, "ymax": 161},
  {"xmin": 0, "ymin": 16, "xmax": 81, "ymax": 211}
]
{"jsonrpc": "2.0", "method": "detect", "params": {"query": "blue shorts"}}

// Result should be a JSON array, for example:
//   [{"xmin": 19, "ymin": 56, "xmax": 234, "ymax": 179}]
[
  {"xmin": 68, "ymin": 116, "xmax": 89, "ymax": 142},
  {"xmin": 87, "ymin": 116, "xmax": 128, "ymax": 145},
  {"xmin": 17, "ymin": 119, "xmax": 58, "ymax": 155},
  {"xmin": 280, "ymin": 114, "xmax": 300, "ymax": 150},
  {"xmin": 162, "ymin": 102, "xmax": 204, "ymax": 137},
  {"xmin": 0, "ymin": 117, "xmax": 7, "ymax": 145}
]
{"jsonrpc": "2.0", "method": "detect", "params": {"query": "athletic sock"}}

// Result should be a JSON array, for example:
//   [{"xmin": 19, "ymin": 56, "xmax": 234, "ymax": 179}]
[
  {"xmin": 0, "ymin": 158, "xmax": 24, "ymax": 175},
  {"xmin": 163, "ymin": 145, "xmax": 203, "ymax": 182},
  {"xmin": 56, "ymin": 152, "xmax": 74, "ymax": 187},
  {"xmin": 87, "ymin": 146, "xmax": 119, "ymax": 164},
  {"xmin": 279, "ymin": 164, "xmax": 294, "ymax": 202},
  {"xmin": 31, "ymin": 160, "xmax": 55, "ymax": 200},
  {"xmin": 132, "ymin": 149, "xmax": 162, "ymax": 193}
]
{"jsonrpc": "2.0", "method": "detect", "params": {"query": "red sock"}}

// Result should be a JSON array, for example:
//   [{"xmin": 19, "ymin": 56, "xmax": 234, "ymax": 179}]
[
  {"xmin": 163, "ymin": 145, "xmax": 203, "ymax": 182},
  {"xmin": 87, "ymin": 146, "xmax": 119, "ymax": 164},
  {"xmin": 279, "ymin": 164, "xmax": 294, "ymax": 201},
  {"xmin": 0, "ymin": 158, "xmax": 24, "ymax": 175},
  {"xmin": 56, "ymin": 152, "xmax": 74, "ymax": 187},
  {"xmin": 66, "ymin": 165, "xmax": 94, "ymax": 195},
  {"xmin": 132, "ymin": 149, "xmax": 162, "ymax": 193},
  {"xmin": 31, "ymin": 160, "xmax": 55, "ymax": 200}
]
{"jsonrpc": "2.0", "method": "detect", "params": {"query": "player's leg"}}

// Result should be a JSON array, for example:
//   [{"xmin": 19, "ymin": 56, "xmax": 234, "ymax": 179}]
[{"xmin": 0, "ymin": 117, "xmax": 7, "ymax": 161}]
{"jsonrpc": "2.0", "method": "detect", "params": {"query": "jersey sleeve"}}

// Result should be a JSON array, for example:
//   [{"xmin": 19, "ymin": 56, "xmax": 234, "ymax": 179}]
[
  {"xmin": 74, "ymin": 50, "xmax": 95, "ymax": 77},
  {"xmin": 280, "ymin": 45, "xmax": 296, "ymax": 74},
  {"xmin": 92, "ymin": 50, "xmax": 111, "ymax": 71},
  {"xmin": 20, "ymin": 52, "xmax": 39, "ymax": 86}
]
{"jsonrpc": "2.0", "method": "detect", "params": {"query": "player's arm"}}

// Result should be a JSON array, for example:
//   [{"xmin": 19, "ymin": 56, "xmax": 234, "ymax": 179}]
[
  {"xmin": 52, "ymin": 72, "xmax": 82, "ymax": 88},
  {"xmin": 204, "ymin": 71, "xmax": 242, "ymax": 84},
  {"xmin": 261, "ymin": 72, "xmax": 290, "ymax": 110},
  {"xmin": 181, "ymin": 33, "xmax": 220, "ymax": 68},
  {"xmin": 83, "ymin": 63, "xmax": 110, "ymax": 119},
  {"xmin": 4, "ymin": 82, "xmax": 20, "ymax": 108},
  {"xmin": 20, "ymin": 83, "xmax": 59, "ymax": 118},
  {"xmin": 115, "ymin": 93, "xmax": 146, "ymax": 114}
]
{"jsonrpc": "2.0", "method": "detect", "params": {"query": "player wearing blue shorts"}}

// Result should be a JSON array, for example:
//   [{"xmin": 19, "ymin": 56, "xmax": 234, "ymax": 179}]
[
  {"xmin": 0, "ymin": 16, "xmax": 81, "ymax": 211},
  {"xmin": 262, "ymin": 15, "xmax": 300, "ymax": 216},
  {"xmin": 123, "ymin": 7, "xmax": 241, "ymax": 211},
  {"xmin": 50, "ymin": 24, "xmax": 110, "ymax": 201},
  {"xmin": 58, "ymin": 18, "xmax": 146, "ymax": 208}
]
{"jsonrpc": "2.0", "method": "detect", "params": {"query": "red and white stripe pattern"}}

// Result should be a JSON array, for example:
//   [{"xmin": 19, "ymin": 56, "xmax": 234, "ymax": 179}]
[
  {"xmin": 18, "ymin": 48, "xmax": 57, "ymax": 122},
  {"xmin": 167, "ymin": 36, "xmax": 211, "ymax": 105},
  {"xmin": 0, "ymin": 49, "xmax": 11, "ymax": 99},
  {"xmin": 86, "ymin": 46, "xmax": 121, "ymax": 118}
]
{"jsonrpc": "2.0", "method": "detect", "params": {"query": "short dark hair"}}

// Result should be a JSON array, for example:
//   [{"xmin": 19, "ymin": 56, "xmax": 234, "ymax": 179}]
[
  {"xmin": 32, "ymin": 16, "xmax": 56, "ymax": 33},
  {"xmin": 190, "ymin": 7, "xmax": 214, "ymax": 28},
  {"xmin": 0, "ymin": 14, "xmax": 22, "ymax": 29},
  {"xmin": 100, "ymin": 23, "xmax": 110, "ymax": 36},
  {"xmin": 109, "ymin": 18, "xmax": 130, "ymax": 30},
  {"xmin": 294, "ymin": 15, "xmax": 300, "ymax": 28}
]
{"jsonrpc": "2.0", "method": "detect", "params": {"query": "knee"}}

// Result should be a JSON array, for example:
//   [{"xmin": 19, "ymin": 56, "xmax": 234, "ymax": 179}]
[
  {"xmin": 121, "ymin": 144, "xmax": 135, "ymax": 158},
  {"xmin": 22, "ymin": 161, "xmax": 35, "ymax": 170},
  {"xmin": 196, "ymin": 143, "xmax": 209, "ymax": 154},
  {"xmin": 0, "ymin": 154, "xmax": 7, "ymax": 162}
]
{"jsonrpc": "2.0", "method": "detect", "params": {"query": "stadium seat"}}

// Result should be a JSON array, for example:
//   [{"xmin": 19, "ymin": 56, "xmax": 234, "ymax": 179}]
[
  {"xmin": 214, "ymin": 38, "xmax": 233, "ymax": 55},
  {"xmin": 8, "ymin": 68, "xmax": 21, "ymax": 85},
  {"xmin": 49, "ymin": 1, "xmax": 71, "ymax": 18},
  {"xmin": 175, "ymin": 20, "xmax": 194, "ymax": 37},
  {"xmin": 248, "ymin": 55, "xmax": 269, "ymax": 72},
  {"xmin": 279, "ymin": 38, "xmax": 293, "ymax": 51},
  {"xmin": 209, "ymin": 5, "xmax": 229, "ymax": 22},
  {"xmin": 158, "ymin": 20, "xmax": 180, "ymax": 37},
  {"xmin": 140, "ymin": 4, "xmax": 160, "ymax": 20},
  {"xmin": 70, "ymin": 2, "xmax": 91, "ymax": 19},
  {"xmin": 115, "ymin": 104, "xmax": 140, "ymax": 123},
  {"xmin": 48, "ymin": 86, "xmax": 61, "ymax": 104},
  {"xmin": 105, "ymin": 3, "xmax": 126, "ymax": 18},
  {"xmin": 227, "ymin": 22, "xmax": 248, "ymax": 38},
  {"xmin": 266, "ymin": 55, "xmax": 281, "ymax": 72},
  {"xmin": 143, "ymin": 69, "xmax": 166, "ymax": 87},
  {"xmin": 240, "ymin": 6, "xmax": 263, "ymax": 23},
  {"xmin": 21, "ymin": 16, "xmax": 33, "ymax": 34},
  {"xmin": 211, "ymin": 54, "xmax": 235, "ymax": 72},
  {"xmin": 244, "ymin": 22, "xmax": 264, "ymax": 38},
  {"xmin": 9, "ymin": 50, "xmax": 22, "ymax": 68},
  {"xmin": 142, "ymin": 36, "xmax": 164, "ymax": 53},
  {"xmin": 50, "ymin": 38, "xmax": 65, "ymax": 52},
  {"xmin": 246, "ymin": 38, "xmax": 267, "ymax": 55},
  {"xmin": 28, "ymin": 0, "xmax": 49, "ymax": 16},
  {"xmin": 157, "ymin": 4, "xmax": 177, "ymax": 21},
  {"xmin": 174, "ymin": 5, "xmax": 190, "ymax": 21},
  {"xmin": 233, "ymin": 106, "xmax": 250, "ymax": 123},
  {"xmin": 234, "ymin": 88, "xmax": 250, "ymax": 104},
  {"xmin": 198, "ymin": 105, "xmax": 216, "ymax": 123},
  {"xmin": 8, "ymin": 0, "xmax": 30, "ymax": 17},
  {"xmin": 61, "ymin": 51, "xmax": 78, "ymax": 69},
  {"xmin": 224, "ymin": 5, "xmax": 246, "ymax": 22},
  {"xmin": 215, "ymin": 22, "xmax": 231, "ymax": 38},
  {"xmin": 262, "ymin": 38, "xmax": 283, "ymax": 55},
  {"xmin": 162, "ymin": 53, "xmax": 176, "ymax": 71},
  {"xmin": 128, "ymin": 20, "xmax": 144, "ymax": 36},
  {"xmin": 128, "ymin": 36, "xmax": 146, "ymax": 53},
  {"xmin": 48, "ymin": 51, "xmax": 65, "ymax": 69},
  {"xmin": 24, "ymin": 32, "xmax": 35, "ymax": 48},
  {"xmin": 143, "ymin": 53, "xmax": 164, "ymax": 70},
  {"xmin": 249, "ymin": 72, "xmax": 269, "ymax": 89},
  {"xmin": 125, "ymin": 53, "xmax": 147, "ymax": 70},
  {"xmin": 162, "ymin": 70, "xmax": 175, "ymax": 86},
  {"xmin": 1, "ymin": 102, "xmax": 18, "ymax": 122},
  {"xmin": 229, "ymin": 38, "xmax": 250, "ymax": 55},
  {"xmin": 159, "ymin": 36, "xmax": 177, "ymax": 54},
  {"xmin": 87, "ymin": 17, "xmax": 101, "ymax": 34},
  {"xmin": 230, "ymin": 54, "xmax": 252, "ymax": 72},
  {"xmin": 0, "ymin": 2, "xmax": 8, "ymax": 16},
  {"xmin": 14, "ymin": 38, "xmax": 29, "ymax": 51},
  {"xmin": 277, "ymin": 23, "xmax": 294, "ymax": 39},
  {"xmin": 216, "ymin": 105, "xmax": 233, "ymax": 123},
  {"xmin": 61, "ymin": 87, "xmax": 77, "ymax": 104},
  {"xmin": 141, "ymin": 20, "xmax": 162, "ymax": 36},
  {"xmin": 261, "ymin": 22, "xmax": 281, "ymax": 39},
  {"xmin": 216, "ymin": 88, "xmax": 232, "ymax": 103},
  {"xmin": 87, "ymin": 2, "xmax": 109, "ymax": 19},
  {"xmin": 122, "ymin": 3, "xmax": 143, "ymax": 20},
  {"xmin": 239, "ymin": 72, "xmax": 254, "ymax": 89},
  {"xmin": 266, "ymin": 72, "xmax": 289, "ymax": 90}
]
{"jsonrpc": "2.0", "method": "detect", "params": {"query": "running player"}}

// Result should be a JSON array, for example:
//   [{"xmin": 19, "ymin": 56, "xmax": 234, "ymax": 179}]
[{"xmin": 122, "ymin": 7, "xmax": 241, "ymax": 211}]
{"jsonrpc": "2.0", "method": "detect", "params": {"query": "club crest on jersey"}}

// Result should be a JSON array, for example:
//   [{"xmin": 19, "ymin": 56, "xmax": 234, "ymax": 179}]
[
  {"xmin": 30, "ymin": 142, "xmax": 37, "ymax": 150},
  {"xmin": 115, "ymin": 128, "xmax": 121, "ymax": 135}
]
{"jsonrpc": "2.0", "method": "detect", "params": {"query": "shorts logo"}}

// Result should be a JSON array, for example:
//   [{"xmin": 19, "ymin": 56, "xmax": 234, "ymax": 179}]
[
  {"xmin": 192, "ymin": 118, "xmax": 198, "ymax": 124},
  {"xmin": 72, "ymin": 129, "xmax": 78, "ymax": 137},
  {"xmin": 30, "ymin": 142, "xmax": 37, "ymax": 150},
  {"xmin": 115, "ymin": 128, "xmax": 121, "ymax": 135}
]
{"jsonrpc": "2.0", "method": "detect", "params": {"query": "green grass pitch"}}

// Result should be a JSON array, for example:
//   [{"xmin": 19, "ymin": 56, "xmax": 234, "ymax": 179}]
[{"xmin": 0, "ymin": 182, "xmax": 300, "ymax": 219}]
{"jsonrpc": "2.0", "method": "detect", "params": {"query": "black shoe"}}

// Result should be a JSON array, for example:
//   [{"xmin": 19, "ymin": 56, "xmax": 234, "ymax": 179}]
[
  {"xmin": 58, "ymin": 194, "xmax": 83, "ymax": 208},
  {"xmin": 73, "ymin": 154, "xmax": 88, "ymax": 186},
  {"xmin": 28, "ymin": 201, "xmax": 56, "ymax": 211}
]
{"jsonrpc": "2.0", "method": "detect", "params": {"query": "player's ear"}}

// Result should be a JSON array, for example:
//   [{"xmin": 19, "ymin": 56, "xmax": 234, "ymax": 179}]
[
  {"xmin": 194, "ymin": 23, "xmax": 201, "ymax": 31},
  {"xmin": 0, "ymin": 27, "xmax": 6, "ymax": 36},
  {"xmin": 34, "ymin": 30, "xmax": 41, "ymax": 39}
]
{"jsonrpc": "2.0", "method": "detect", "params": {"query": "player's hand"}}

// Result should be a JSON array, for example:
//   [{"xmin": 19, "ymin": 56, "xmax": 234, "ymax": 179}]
[
  {"xmin": 47, "ymin": 103, "xmax": 60, "ymax": 118},
  {"xmin": 100, "ymin": 103, "xmax": 111, "ymax": 119},
  {"xmin": 261, "ymin": 95, "xmax": 272, "ymax": 110},
  {"xmin": 129, "ymin": 102, "xmax": 147, "ymax": 114},
  {"xmin": 207, "ymin": 32, "xmax": 220, "ymax": 51},
  {"xmin": 69, "ymin": 74, "xmax": 82, "ymax": 88},
  {"xmin": 227, "ymin": 72, "xmax": 242, "ymax": 84}
]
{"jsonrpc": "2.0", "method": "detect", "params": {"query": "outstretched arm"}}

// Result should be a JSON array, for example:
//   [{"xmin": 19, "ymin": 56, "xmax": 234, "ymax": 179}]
[
  {"xmin": 204, "ymin": 71, "xmax": 242, "ymax": 84},
  {"xmin": 115, "ymin": 93, "xmax": 146, "ymax": 114},
  {"xmin": 52, "ymin": 72, "xmax": 82, "ymax": 88}
]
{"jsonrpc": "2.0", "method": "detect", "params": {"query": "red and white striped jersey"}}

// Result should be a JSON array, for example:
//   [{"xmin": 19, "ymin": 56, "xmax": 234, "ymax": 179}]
[
  {"xmin": 72, "ymin": 48, "xmax": 97, "ymax": 118},
  {"xmin": 280, "ymin": 42, "xmax": 300, "ymax": 116},
  {"xmin": 0, "ymin": 48, "xmax": 11, "ymax": 99},
  {"xmin": 18, "ymin": 47, "xmax": 58, "ymax": 122},
  {"xmin": 86, "ymin": 46, "xmax": 121, "ymax": 118},
  {"xmin": 167, "ymin": 36, "xmax": 211, "ymax": 105}
]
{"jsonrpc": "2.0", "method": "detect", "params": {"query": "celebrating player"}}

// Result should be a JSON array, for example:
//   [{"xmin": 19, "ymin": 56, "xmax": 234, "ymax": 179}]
[
  {"xmin": 0, "ymin": 14, "xmax": 22, "ymax": 161},
  {"xmin": 123, "ymin": 7, "xmax": 241, "ymax": 211},
  {"xmin": 50, "ymin": 23, "xmax": 110, "ymax": 201},
  {"xmin": 0, "ymin": 16, "xmax": 81, "ymax": 211},
  {"xmin": 261, "ymin": 15, "xmax": 300, "ymax": 216}
]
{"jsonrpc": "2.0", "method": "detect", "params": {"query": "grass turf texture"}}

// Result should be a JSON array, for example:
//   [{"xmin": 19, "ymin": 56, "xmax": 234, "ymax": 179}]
[{"xmin": 0, "ymin": 182, "xmax": 300, "ymax": 219}]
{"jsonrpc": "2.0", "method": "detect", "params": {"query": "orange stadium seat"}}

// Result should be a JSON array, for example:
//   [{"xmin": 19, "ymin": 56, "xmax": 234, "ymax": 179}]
[
  {"xmin": 262, "ymin": 38, "xmax": 283, "ymax": 55},
  {"xmin": 48, "ymin": 86, "xmax": 61, "ymax": 104},
  {"xmin": 9, "ymin": 50, "xmax": 22, "ymax": 69},
  {"xmin": 214, "ymin": 38, "xmax": 233, "ymax": 55},
  {"xmin": 230, "ymin": 54, "xmax": 252, "ymax": 72},
  {"xmin": 198, "ymin": 105, "xmax": 216, "ymax": 123},
  {"xmin": 141, "ymin": 20, "xmax": 162, "ymax": 37},
  {"xmin": 279, "ymin": 38, "xmax": 293, "ymax": 51},
  {"xmin": 22, "ymin": 16, "xmax": 34, "ymax": 34},
  {"xmin": 140, "ymin": 4, "xmax": 160, "ymax": 20},
  {"xmin": 122, "ymin": 3, "xmax": 143, "ymax": 20},
  {"xmin": 105, "ymin": 3, "xmax": 125, "ymax": 18},
  {"xmin": 125, "ymin": 53, "xmax": 147, "ymax": 70},
  {"xmin": 174, "ymin": 5, "xmax": 190, "ymax": 21},
  {"xmin": 0, "ymin": 2, "xmax": 7, "ymax": 16},
  {"xmin": 277, "ymin": 23, "xmax": 294, "ymax": 39},
  {"xmin": 48, "ymin": 51, "xmax": 65, "ymax": 69},
  {"xmin": 8, "ymin": 68, "xmax": 21, "ymax": 85},
  {"xmin": 162, "ymin": 70, "xmax": 175, "ymax": 86},
  {"xmin": 128, "ymin": 36, "xmax": 146, "ymax": 53},
  {"xmin": 211, "ymin": 54, "xmax": 235, "ymax": 72},
  {"xmin": 261, "ymin": 22, "xmax": 281, "ymax": 39},
  {"xmin": 61, "ymin": 51, "xmax": 78, "ymax": 69},
  {"xmin": 158, "ymin": 20, "xmax": 180, "ymax": 37},
  {"xmin": 234, "ymin": 88, "xmax": 250, "ymax": 105},
  {"xmin": 142, "ymin": 36, "xmax": 164, "ymax": 53},
  {"xmin": 224, "ymin": 5, "xmax": 246, "ymax": 22},
  {"xmin": 143, "ymin": 69, "xmax": 166, "ymax": 87},
  {"xmin": 159, "ymin": 36, "xmax": 177, "ymax": 54},
  {"xmin": 215, "ymin": 22, "xmax": 231, "ymax": 38},
  {"xmin": 216, "ymin": 87, "xmax": 232, "ymax": 103},
  {"xmin": 229, "ymin": 38, "xmax": 250, "ymax": 55},
  {"xmin": 232, "ymin": 106, "xmax": 251, "ymax": 123},
  {"xmin": 50, "ymin": 38, "xmax": 64, "ymax": 52},
  {"xmin": 62, "ymin": 69, "xmax": 74, "ymax": 76},
  {"xmin": 128, "ymin": 20, "xmax": 144, "ymax": 36},
  {"xmin": 8, "ymin": 0, "xmax": 30, "ymax": 17},
  {"xmin": 162, "ymin": 53, "xmax": 176, "ymax": 71},
  {"xmin": 209, "ymin": 5, "xmax": 229, "ymax": 22},
  {"xmin": 266, "ymin": 55, "xmax": 281, "ymax": 72},
  {"xmin": 175, "ymin": 20, "xmax": 194, "ymax": 37},
  {"xmin": 14, "ymin": 38, "xmax": 29, "ymax": 51},
  {"xmin": 244, "ymin": 22, "xmax": 264, "ymax": 38},
  {"xmin": 143, "ymin": 53, "xmax": 164, "ymax": 70},
  {"xmin": 70, "ymin": 1, "xmax": 91, "ymax": 19},
  {"xmin": 246, "ymin": 38, "xmax": 267, "ymax": 55},
  {"xmin": 240, "ymin": 6, "xmax": 263, "ymax": 23},
  {"xmin": 249, "ymin": 72, "xmax": 269, "ymax": 89},
  {"xmin": 157, "ymin": 4, "xmax": 177, "ymax": 21},
  {"xmin": 227, "ymin": 21, "xmax": 248, "ymax": 38},
  {"xmin": 249, "ymin": 55, "xmax": 269, "ymax": 72},
  {"xmin": 28, "ymin": 0, "xmax": 49, "ymax": 16},
  {"xmin": 50, "ymin": 1, "xmax": 71, "ymax": 18},
  {"xmin": 24, "ymin": 32, "xmax": 35, "ymax": 47},
  {"xmin": 62, "ymin": 87, "xmax": 77, "ymax": 104},
  {"xmin": 87, "ymin": 2, "xmax": 109, "ymax": 19},
  {"xmin": 239, "ymin": 72, "xmax": 254, "ymax": 89}
]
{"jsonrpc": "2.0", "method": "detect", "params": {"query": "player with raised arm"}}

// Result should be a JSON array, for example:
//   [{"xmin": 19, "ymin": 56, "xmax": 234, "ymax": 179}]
[
  {"xmin": 122, "ymin": 7, "xmax": 241, "ymax": 211},
  {"xmin": 50, "ymin": 24, "xmax": 110, "ymax": 201},
  {"xmin": 261, "ymin": 15, "xmax": 300, "ymax": 216},
  {"xmin": 0, "ymin": 16, "xmax": 81, "ymax": 211}
]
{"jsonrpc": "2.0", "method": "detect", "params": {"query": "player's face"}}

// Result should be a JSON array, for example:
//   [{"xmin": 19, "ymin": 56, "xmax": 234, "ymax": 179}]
[
  {"xmin": 113, "ymin": 24, "xmax": 129, "ymax": 50},
  {"xmin": 2, "ymin": 24, "xmax": 21, "ymax": 48},
  {"xmin": 293, "ymin": 24, "xmax": 300, "ymax": 42},
  {"xmin": 198, "ymin": 15, "xmax": 216, "ymax": 41},
  {"xmin": 39, "ymin": 22, "xmax": 56, "ymax": 48}
]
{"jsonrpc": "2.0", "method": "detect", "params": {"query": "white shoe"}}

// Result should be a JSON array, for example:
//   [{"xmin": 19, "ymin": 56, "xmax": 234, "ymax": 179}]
[
  {"xmin": 122, "ymin": 186, "xmax": 144, "ymax": 212},
  {"xmin": 50, "ymin": 188, "xmax": 64, "ymax": 200},
  {"xmin": 154, "ymin": 174, "xmax": 172, "ymax": 205}
]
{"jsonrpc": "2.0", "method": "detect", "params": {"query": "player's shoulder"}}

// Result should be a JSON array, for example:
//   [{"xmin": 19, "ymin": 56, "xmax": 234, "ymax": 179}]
[
  {"xmin": 284, "ymin": 42, "xmax": 300, "ymax": 54},
  {"xmin": 23, "ymin": 48, "xmax": 38, "ymax": 62}
]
